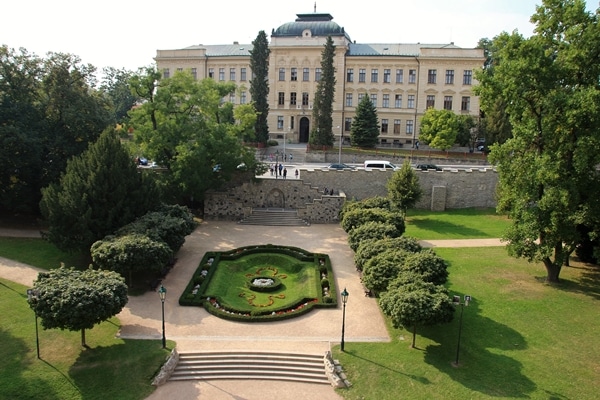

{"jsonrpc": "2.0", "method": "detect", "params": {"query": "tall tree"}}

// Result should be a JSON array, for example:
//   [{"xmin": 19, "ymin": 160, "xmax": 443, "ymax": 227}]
[
  {"xmin": 129, "ymin": 70, "xmax": 258, "ymax": 203},
  {"xmin": 387, "ymin": 160, "xmax": 423, "ymax": 216},
  {"xmin": 350, "ymin": 95, "xmax": 379, "ymax": 148},
  {"xmin": 475, "ymin": 0, "xmax": 600, "ymax": 282},
  {"xmin": 249, "ymin": 31, "xmax": 270, "ymax": 144},
  {"xmin": 40, "ymin": 129, "xmax": 159, "ymax": 253},
  {"xmin": 100, "ymin": 67, "xmax": 138, "ymax": 124},
  {"xmin": 310, "ymin": 36, "xmax": 336, "ymax": 147},
  {"xmin": 0, "ymin": 47, "xmax": 111, "ymax": 214},
  {"xmin": 29, "ymin": 267, "xmax": 128, "ymax": 347},
  {"xmin": 418, "ymin": 108, "xmax": 460, "ymax": 150}
]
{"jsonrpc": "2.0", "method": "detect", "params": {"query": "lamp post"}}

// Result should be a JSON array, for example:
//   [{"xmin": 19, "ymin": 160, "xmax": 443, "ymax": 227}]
[
  {"xmin": 340, "ymin": 288, "xmax": 349, "ymax": 352},
  {"xmin": 26, "ymin": 289, "xmax": 40, "ymax": 359},
  {"xmin": 158, "ymin": 285, "xmax": 167, "ymax": 348},
  {"xmin": 337, "ymin": 125, "xmax": 343, "ymax": 164},
  {"xmin": 452, "ymin": 294, "xmax": 471, "ymax": 367},
  {"xmin": 283, "ymin": 129, "xmax": 287, "ymax": 164}
]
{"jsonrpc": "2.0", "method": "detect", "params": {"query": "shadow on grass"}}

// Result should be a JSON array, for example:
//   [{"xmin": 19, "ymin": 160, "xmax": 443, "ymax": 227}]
[
  {"xmin": 553, "ymin": 262, "xmax": 600, "ymax": 301},
  {"xmin": 0, "ymin": 328, "xmax": 64, "ymax": 400},
  {"xmin": 420, "ymin": 296, "xmax": 536, "ymax": 398},
  {"xmin": 406, "ymin": 219, "xmax": 489, "ymax": 238},
  {"xmin": 343, "ymin": 349, "xmax": 431, "ymax": 385},
  {"xmin": 69, "ymin": 340, "xmax": 168, "ymax": 400}
]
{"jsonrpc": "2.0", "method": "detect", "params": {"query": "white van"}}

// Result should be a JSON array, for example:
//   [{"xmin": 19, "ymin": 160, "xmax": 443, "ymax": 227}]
[{"xmin": 363, "ymin": 160, "xmax": 400, "ymax": 171}]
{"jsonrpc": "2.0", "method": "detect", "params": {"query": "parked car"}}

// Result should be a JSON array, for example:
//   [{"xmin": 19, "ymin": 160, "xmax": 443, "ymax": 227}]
[
  {"xmin": 415, "ymin": 164, "xmax": 442, "ymax": 171},
  {"xmin": 328, "ymin": 163, "xmax": 357, "ymax": 170},
  {"xmin": 363, "ymin": 160, "xmax": 400, "ymax": 171}
]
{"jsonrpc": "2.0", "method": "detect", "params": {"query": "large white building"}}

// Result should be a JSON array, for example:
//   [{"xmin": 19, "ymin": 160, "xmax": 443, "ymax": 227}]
[{"xmin": 155, "ymin": 11, "xmax": 485, "ymax": 147}]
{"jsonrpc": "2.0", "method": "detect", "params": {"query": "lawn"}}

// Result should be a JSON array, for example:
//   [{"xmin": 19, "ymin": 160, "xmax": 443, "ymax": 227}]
[
  {"xmin": 404, "ymin": 208, "xmax": 510, "ymax": 239},
  {"xmin": 333, "ymin": 247, "xmax": 600, "ymax": 399},
  {"xmin": 206, "ymin": 253, "xmax": 319, "ymax": 312},
  {"xmin": 0, "ymin": 237, "xmax": 85, "ymax": 270},
  {"xmin": 0, "ymin": 278, "xmax": 171, "ymax": 400}
]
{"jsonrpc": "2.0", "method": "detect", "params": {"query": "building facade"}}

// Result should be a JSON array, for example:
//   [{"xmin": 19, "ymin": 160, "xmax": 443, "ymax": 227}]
[{"xmin": 155, "ymin": 12, "xmax": 485, "ymax": 147}]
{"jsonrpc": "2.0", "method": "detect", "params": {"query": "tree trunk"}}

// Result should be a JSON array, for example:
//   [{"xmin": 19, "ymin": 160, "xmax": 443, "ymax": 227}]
[
  {"xmin": 543, "ymin": 258, "xmax": 561, "ymax": 283},
  {"xmin": 81, "ymin": 328, "xmax": 87, "ymax": 347},
  {"xmin": 411, "ymin": 324, "xmax": 417, "ymax": 348}
]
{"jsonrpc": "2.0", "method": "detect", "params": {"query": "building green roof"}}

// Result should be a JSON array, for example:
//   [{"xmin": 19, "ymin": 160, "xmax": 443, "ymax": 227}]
[{"xmin": 272, "ymin": 13, "xmax": 352, "ymax": 41}]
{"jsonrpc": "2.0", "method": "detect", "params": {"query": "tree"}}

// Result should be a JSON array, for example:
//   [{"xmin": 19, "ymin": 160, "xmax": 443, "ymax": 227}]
[
  {"xmin": 0, "ymin": 47, "xmax": 112, "ymax": 214},
  {"xmin": 129, "ymin": 69, "xmax": 258, "ymax": 203},
  {"xmin": 475, "ymin": 0, "xmax": 600, "ymax": 282},
  {"xmin": 350, "ymin": 95, "xmax": 379, "ymax": 148},
  {"xmin": 40, "ymin": 129, "xmax": 159, "ymax": 253},
  {"xmin": 91, "ymin": 234, "xmax": 172, "ymax": 286},
  {"xmin": 354, "ymin": 236, "xmax": 422, "ymax": 271},
  {"xmin": 347, "ymin": 221, "xmax": 403, "ymax": 251},
  {"xmin": 339, "ymin": 196, "xmax": 392, "ymax": 221},
  {"xmin": 362, "ymin": 249, "xmax": 409, "ymax": 294},
  {"xmin": 401, "ymin": 249, "xmax": 449, "ymax": 285},
  {"xmin": 99, "ymin": 67, "xmax": 138, "ymax": 124},
  {"xmin": 418, "ymin": 108, "xmax": 460, "ymax": 150},
  {"xmin": 310, "ymin": 36, "xmax": 336, "ymax": 147},
  {"xmin": 387, "ymin": 160, "xmax": 423, "ymax": 215},
  {"xmin": 29, "ymin": 266, "xmax": 128, "ymax": 347},
  {"xmin": 249, "ymin": 31, "xmax": 270, "ymax": 144},
  {"xmin": 379, "ymin": 280, "xmax": 454, "ymax": 348},
  {"xmin": 340, "ymin": 207, "xmax": 404, "ymax": 234}
]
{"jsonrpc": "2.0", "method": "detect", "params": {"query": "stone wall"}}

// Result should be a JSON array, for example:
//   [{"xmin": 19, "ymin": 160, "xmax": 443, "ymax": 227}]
[{"xmin": 204, "ymin": 168, "xmax": 498, "ymax": 223}]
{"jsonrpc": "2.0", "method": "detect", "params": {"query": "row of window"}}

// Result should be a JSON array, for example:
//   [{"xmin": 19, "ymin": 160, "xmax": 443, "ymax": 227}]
[
  {"xmin": 278, "ymin": 91, "xmax": 471, "ymax": 111},
  {"xmin": 276, "ymin": 115, "xmax": 416, "ymax": 136},
  {"xmin": 346, "ymin": 68, "xmax": 472, "ymax": 85},
  {"xmin": 163, "ymin": 67, "xmax": 473, "ymax": 86}
]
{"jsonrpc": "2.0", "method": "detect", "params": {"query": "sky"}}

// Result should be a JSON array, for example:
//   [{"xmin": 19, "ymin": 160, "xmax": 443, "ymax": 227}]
[{"xmin": 1, "ymin": 0, "xmax": 596, "ymax": 75}]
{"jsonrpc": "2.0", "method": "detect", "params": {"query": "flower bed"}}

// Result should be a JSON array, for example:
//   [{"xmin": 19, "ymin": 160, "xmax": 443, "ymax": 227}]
[{"xmin": 178, "ymin": 245, "xmax": 337, "ymax": 321}]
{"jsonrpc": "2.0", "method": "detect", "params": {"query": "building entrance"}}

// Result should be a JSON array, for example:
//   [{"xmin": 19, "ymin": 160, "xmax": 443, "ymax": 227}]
[{"xmin": 299, "ymin": 117, "xmax": 310, "ymax": 143}]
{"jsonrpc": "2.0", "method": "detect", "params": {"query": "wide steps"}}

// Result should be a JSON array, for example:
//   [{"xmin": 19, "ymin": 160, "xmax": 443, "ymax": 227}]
[
  {"xmin": 170, "ymin": 351, "xmax": 329, "ymax": 384},
  {"xmin": 238, "ymin": 209, "xmax": 308, "ymax": 226}
]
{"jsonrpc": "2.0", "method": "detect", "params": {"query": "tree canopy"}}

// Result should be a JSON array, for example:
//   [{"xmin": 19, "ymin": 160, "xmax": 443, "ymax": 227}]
[
  {"xmin": 128, "ymin": 69, "xmax": 259, "ymax": 203},
  {"xmin": 418, "ymin": 108, "xmax": 460, "ymax": 151},
  {"xmin": 350, "ymin": 95, "xmax": 379, "ymax": 148},
  {"xmin": 40, "ymin": 128, "xmax": 159, "ymax": 253},
  {"xmin": 474, "ymin": 0, "xmax": 600, "ymax": 282},
  {"xmin": 249, "ymin": 30, "xmax": 270, "ymax": 144},
  {"xmin": 310, "ymin": 36, "xmax": 336, "ymax": 147},
  {"xmin": 29, "ymin": 267, "xmax": 128, "ymax": 347},
  {"xmin": 387, "ymin": 160, "xmax": 423, "ymax": 215}
]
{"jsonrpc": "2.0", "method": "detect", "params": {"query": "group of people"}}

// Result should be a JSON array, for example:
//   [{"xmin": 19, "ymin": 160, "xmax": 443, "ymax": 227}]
[
  {"xmin": 269, "ymin": 163, "xmax": 299, "ymax": 179},
  {"xmin": 268, "ymin": 153, "xmax": 293, "ymax": 162}
]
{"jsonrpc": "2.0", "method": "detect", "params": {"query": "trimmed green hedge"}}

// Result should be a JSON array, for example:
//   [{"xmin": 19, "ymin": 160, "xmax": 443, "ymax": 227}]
[{"xmin": 178, "ymin": 245, "xmax": 337, "ymax": 321}]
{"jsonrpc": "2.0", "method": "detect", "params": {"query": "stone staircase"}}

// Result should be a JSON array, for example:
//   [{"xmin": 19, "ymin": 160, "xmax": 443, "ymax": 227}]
[
  {"xmin": 238, "ymin": 208, "xmax": 309, "ymax": 226},
  {"xmin": 169, "ymin": 351, "xmax": 329, "ymax": 384}
]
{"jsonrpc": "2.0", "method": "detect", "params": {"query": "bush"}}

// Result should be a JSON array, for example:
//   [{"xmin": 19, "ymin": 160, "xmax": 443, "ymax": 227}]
[
  {"xmin": 339, "ymin": 196, "xmax": 392, "ymax": 221},
  {"xmin": 321, "ymin": 278, "xmax": 330, "ymax": 288},
  {"xmin": 347, "ymin": 221, "xmax": 402, "ymax": 251},
  {"xmin": 355, "ymin": 236, "xmax": 422, "ymax": 271},
  {"xmin": 341, "ymin": 207, "xmax": 404, "ymax": 233},
  {"xmin": 401, "ymin": 249, "xmax": 449, "ymax": 285}
]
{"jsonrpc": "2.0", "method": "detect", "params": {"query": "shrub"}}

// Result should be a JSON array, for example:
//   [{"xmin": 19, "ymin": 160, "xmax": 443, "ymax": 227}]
[
  {"xmin": 347, "ymin": 221, "xmax": 402, "ymax": 251},
  {"xmin": 401, "ymin": 249, "xmax": 449, "ymax": 285},
  {"xmin": 355, "ymin": 236, "xmax": 422, "ymax": 271}
]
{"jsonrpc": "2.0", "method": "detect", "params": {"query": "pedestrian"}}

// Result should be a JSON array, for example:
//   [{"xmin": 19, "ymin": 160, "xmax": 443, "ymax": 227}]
[
  {"xmin": 278, "ymin": 163, "xmax": 283, "ymax": 176},
  {"xmin": 283, "ymin": 168, "xmax": 287, "ymax": 179},
  {"xmin": 284, "ymin": 154, "xmax": 287, "ymax": 162},
  {"xmin": 290, "ymin": 154, "xmax": 293, "ymax": 162},
  {"xmin": 270, "ymin": 164, "xmax": 274, "ymax": 176},
  {"xmin": 295, "ymin": 169, "xmax": 299, "ymax": 179}
]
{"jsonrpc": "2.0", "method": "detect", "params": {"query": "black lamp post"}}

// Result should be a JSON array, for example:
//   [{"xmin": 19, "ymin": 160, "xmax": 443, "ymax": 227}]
[
  {"xmin": 158, "ymin": 285, "xmax": 167, "ymax": 348},
  {"xmin": 26, "ymin": 288, "xmax": 40, "ymax": 359},
  {"xmin": 452, "ymin": 294, "xmax": 471, "ymax": 367},
  {"xmin": 340, "ymin": 288, "xmax": 349, "ymax": 352}
]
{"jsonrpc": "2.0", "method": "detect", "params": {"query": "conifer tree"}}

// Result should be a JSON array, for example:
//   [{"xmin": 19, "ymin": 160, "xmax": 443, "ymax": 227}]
[
  {"xmin": 249, "ymin": 30, "xmax": 271, "ymax": 144},
  {"xmin": 310, "ymin": 36, "xmax": 336, "ymax": 146},
  {"xmin": 350, "ymin": 95, "xmax": 379, "ymax": 148}
]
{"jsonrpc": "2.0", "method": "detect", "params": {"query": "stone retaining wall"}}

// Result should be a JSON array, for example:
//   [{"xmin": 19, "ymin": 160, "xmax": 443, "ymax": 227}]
[{"xmin": 204, "ymin": 168, "xmax": 498, "ymax": 223}]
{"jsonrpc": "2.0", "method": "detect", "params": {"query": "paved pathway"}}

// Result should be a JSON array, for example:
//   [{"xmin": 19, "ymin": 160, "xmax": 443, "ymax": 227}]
[{"xmin": 0, "ymin": 223, "xmax": 504, "ymax": 400}]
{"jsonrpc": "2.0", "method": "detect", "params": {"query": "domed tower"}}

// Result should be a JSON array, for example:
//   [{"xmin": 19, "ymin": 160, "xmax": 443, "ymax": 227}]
[{"xmin": 269, "ymin": 13, "xmax": 350, "ymax": 143}]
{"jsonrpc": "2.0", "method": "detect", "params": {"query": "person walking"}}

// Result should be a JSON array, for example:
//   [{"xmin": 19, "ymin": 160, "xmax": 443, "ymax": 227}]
[
  {"xmin": 278, "ymin": 163, "xmax": 283, "ymax": 176},
  {"xmin": 295, "ymin": 169, "xmax": 299, "ymax": 179},
  {"xmin": 283, "ymin": 168, "xmax": 287, "ymax": 179}
]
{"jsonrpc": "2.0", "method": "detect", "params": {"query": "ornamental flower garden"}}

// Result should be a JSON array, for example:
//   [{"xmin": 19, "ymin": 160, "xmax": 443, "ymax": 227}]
[{"xmin": 179, "ymin": 244, "xmax": 337, "ymax": 321}]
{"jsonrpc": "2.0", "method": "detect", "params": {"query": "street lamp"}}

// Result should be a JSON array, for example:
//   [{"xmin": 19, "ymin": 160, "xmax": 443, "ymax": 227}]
[
  {"xmin": 452, "ymin": 294, "xmax": 471, "ymax": 367},
  {"xmin": 158, "ymin": 285, "xmax": 167, "ymax": 348},
  {"xmin": 340, "ymin": 288, "xmax": 349, "ymax": 352},
  {"xmin": 337, "ymin": 125, "xmax": 343, "ymax": 164},
  {"xmin": 26, "ymin": 288, "xmax": 40, "ymax": 359}
]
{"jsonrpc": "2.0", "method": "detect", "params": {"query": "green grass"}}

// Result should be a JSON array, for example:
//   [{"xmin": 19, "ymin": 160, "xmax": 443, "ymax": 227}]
[
  {"xmin": 0, "ymin": 238, "xmax": 86, "ymax": 270},
  {"xmin": 0, "ymin": 278, "xmax": 171, "ymax": 400},
  {"xmin": 207, "ymin": 253, "xmax": 319, "ymax": 311},
  {"xmin": 334, "ymin": 247, "xmax": 600, "ymax": 399},
  {"xmin": 404, "ymin": 208, "xmax": 510, "ymax": 239}
]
